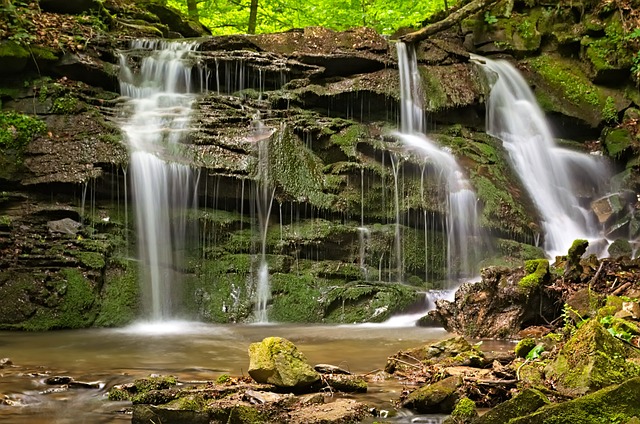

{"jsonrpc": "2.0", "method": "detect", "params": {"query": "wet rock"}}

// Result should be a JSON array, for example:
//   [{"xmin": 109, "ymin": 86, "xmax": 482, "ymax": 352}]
[
  {"xmin": 0, "ymin": 358, "xmax": 12, "ymax": 368},
  {"xmin": 248, "ymin": 337, "xmax": 320, "ymax": 389},
  {"xmin": 47, "ymin": 218, "xmax": 82, "ymax": 235},
  {"xmin": 314, "ymin": 364, "xmax": 351, "ymax": 375},
  {"xmin": 400, "ymin": 375, "xmax": 463, "ymax": 414},
  {"xmin": 474, "ymin": 388, "xmax": 550, "ymax": 424},
  {"xmin": 544, "ymin": 319, "xmax": 640, "ymax": 396}
]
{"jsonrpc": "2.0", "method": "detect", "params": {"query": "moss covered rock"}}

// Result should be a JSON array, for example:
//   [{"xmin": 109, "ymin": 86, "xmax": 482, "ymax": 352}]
[
  {"xmin": 401, "ymin": 375, "xmax": 463, "ymax": 414},
  {"xmin": 511, "ymin": 377, "xmax": 640, "ymax": 424},
  {"xmin": 474, "ymin": 388, "xmax": 549, "ymax": 424},
  {"xmin": 544, "ymin": 319, "xmax": 640, "ymax": 396},
  {"xmin": 248, "ymin": 337, "xmax": 320, "ymax": 389}
]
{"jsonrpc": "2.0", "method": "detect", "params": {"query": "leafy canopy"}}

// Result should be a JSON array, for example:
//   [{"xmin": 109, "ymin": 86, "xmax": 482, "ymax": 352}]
[{"xmin": 167, "ymin": 0, "xmax": 456, "ymax": 35}]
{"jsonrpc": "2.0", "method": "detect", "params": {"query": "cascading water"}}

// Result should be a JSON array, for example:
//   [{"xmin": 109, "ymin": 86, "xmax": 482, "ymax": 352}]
[
  {"xmin": 474, "ymin": 55, "xmax": 608, "ymax": 257},
  {"xmin": 395, "ymin": 42, "xmax": 481, "ymax": 280},
  {"xmin": 119, "ymin": 40, "xmax": 205, "ymax": 321}
]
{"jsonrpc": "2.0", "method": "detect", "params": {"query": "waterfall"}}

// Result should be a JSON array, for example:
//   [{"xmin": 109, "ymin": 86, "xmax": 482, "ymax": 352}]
[
  {"xmin": 395, "ymin": 42, "xmax": 481, "ymax": 280},
  {"xmin": 474, "ymin": 55, "xmax": 608, "ymax": 258},
  {"xmin": 119, "ymin": 40, "xmax": 205, "ymax": 321}
]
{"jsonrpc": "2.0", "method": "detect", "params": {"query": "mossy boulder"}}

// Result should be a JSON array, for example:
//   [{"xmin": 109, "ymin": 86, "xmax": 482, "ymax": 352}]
[
  {"xmin": 544, "ymin": 319, "xmax": 640, "ymax": 396},
  {"xmin": 247, "ymin": 337, "xmax": 320, "ymax": 389},
  {"xmin": 474, "ymin": 388, "xmax": 550, "ymax": 424},
  {"xmin": 518, "ymin": 259, "xmax": 549, "ymax": 293},
  {"xmin": 514, "ymin": 337, "xmax": 537, "ymax": 358},
  {"xmin": 400, "ymin": 375, "xmax": 463, "ymax": 414},
  {"xmin": 108, "ymin": 375, "xmax": 178, "ymax": 403},
  {"xmin": 510, "ymin": 377, "xmax": 640, "ymax": 424},
  {"xmin": 444, "ymin": 397, "xmax": 477, "ymax": 424},
  {"xmin": 563, "ymin": 239, "xmax": 588, "ymax": 282}
]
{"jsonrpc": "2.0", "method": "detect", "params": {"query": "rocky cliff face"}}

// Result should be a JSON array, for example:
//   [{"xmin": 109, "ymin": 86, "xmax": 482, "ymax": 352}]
[{"xmin": 0, "ymin": 0, "xmax": 638, "ymax": 329}]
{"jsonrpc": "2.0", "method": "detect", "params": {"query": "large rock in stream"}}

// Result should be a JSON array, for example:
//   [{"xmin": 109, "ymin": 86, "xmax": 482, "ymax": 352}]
[{"xmin": 247, "ymin": 337, "xmax": 320, "ymax": 389}]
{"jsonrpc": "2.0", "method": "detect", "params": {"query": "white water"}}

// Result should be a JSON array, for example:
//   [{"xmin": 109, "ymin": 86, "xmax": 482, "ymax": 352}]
[
  {"xmin": 254, "ymin": 120, "xmax": 276, "ymax": 323},
  {"xmin": 475, "ymin": 55, "xmax": 608, "ymax": 257},
  {"xmin": 119, "ymin": 40, "xmax": 204, "ymax": 320},
  {"xmin": 395, "ymin": 42, "xmax": 481, "ymax": 279}
]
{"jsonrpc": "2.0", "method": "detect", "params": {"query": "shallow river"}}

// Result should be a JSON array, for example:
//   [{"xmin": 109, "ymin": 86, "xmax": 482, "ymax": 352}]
[{"xmin": 0, "ymin": 321, "xmax": 506, "ymax": 423}]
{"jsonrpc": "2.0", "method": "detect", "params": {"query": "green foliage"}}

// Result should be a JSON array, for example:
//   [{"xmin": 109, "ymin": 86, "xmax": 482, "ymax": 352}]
[
  {"xmin": 0, "ymin": 0, "xmax": 37, "ymax": 45},
  {"xmin": 484, "ymin": 11, "xmax": 498, "ymax": 25},
  {"xmin": 167, "ymin": 0, "xmax": 457, "ymax": 35},
  {"xmin": 515, "ymin": 337, "xmax": 537, "ymax": 358},
  {"xmin": 526, "ymin": 344, "xmax": 545, "ymax": 360},
  {"xmin": 0, "ymin": 111, "xmax": 46, "ymax": 151}
]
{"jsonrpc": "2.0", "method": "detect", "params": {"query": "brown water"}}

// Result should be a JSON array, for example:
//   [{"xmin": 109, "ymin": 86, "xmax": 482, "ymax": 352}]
[{"xmin": 0, "ymin": 322, "xmax": 460, "ymax": 423}]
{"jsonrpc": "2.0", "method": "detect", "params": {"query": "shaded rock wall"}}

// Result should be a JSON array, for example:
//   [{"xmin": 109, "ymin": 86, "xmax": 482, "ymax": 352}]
[{"xmin": 0, "ymin": 0, "xmax": 638, "ymax": 328}]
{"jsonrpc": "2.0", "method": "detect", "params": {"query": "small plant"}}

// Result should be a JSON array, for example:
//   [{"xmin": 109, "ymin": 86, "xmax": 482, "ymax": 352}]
[
  {"xmin": 484, "ymin": 11, "xmax": 498, "ymax": 25},
  {"xmin": 602, "ymin": 96, "xmax": 618, "ymax": 123}
]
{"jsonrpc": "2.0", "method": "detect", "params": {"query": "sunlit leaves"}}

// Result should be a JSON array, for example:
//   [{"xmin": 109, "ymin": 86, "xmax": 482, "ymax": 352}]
[{"xmin": 167, "ymin": 0, "xmax": 456, "ymax": 35}]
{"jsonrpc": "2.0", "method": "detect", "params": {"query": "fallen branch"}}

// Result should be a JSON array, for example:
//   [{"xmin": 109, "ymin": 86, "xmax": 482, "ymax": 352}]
[{"xmin": 399, "ymin": 0, "xmax": 500, "ymax": 44}]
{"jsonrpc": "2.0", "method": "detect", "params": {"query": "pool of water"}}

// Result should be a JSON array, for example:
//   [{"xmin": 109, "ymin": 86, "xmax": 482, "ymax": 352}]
[{"xmin": 0, "ymin": 322, "xmax": 460, "ymax": 423}]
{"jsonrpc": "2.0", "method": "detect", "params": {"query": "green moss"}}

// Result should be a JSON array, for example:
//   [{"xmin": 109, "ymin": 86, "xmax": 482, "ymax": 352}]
[
  {"xmin": 265, "ymin": 126, "xmax": 335, "ymax": 209},
  {"xmin": 544, "ymin": 319, "xmax": 640, "ymax": 396},
  {"xmin": 568, "ymin": 239, "xmax": 589, "ymax": 261},
  {"xmin": 210, "ymin": 405, "xmax": 266, "ymax": 423},
  {"xmin": 71, "ymin": 251, "xmax": 106, "ymax": 269},
  {"xmin": 510, "ymin": 377, "xmax": 640, "ymax": 424},
  {"xmin": 0, "ymin": 40, "xmax": 29, "ymax": 59},
  {"xmin": 95, "ymin": 259, "xmax": 139, "ymax": 327},
  {"xmin": 107, "ymin": 375, "xmax": 178, "ymax": 402},
  {"xmin": 515, "ymin": 337, "xmax": 537, "ymax": 358},
  {"xmin": 51, "ymin": 94, "xmax": 80, "ymax": 114},
  {"xmin": 419, "ymin": 66, "xmax": 448, "ymax": 111},
  {"xmin": 0, "ymin": 111, "xmax": 46, "ymax": 151},
  {"xmin": 323, "ymin": 282, "xmax": 419, "ymax": 323},
  {"xmin": 21, "ymin": 268, "xmax": 98, "ymax": 331},
  {"xmin": 451, "ymin": 397, "xmax": 477, "ymax": 420},
  {"xmin": 215, "ymin": 374, "xmax": 231, "ymax": 384},
  {"xmin": 269, "ymin": 273, "xmax": 323, "ymax": 323},
  {"xmin": 329, "ymin": 123, "xmax": 366, "ymax": 158},
  {"xmin": 604, "ymin": 128, "xmax": 632, "ymax": 159}
]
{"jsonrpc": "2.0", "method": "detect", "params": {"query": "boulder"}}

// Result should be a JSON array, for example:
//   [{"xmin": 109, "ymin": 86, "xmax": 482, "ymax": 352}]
[
  {"xmin": 510, "ymin": 377, "xmax": 640, "ymax": 423},
  {"xmin": 47, "ymin": 218, "xmax": 82, "ymax": 235},
  {"xmin": 400, "ymin": 375, "xmax": 463, "ymax": 414},
  {"xmin": 544, "ymin": 319, "xmax": 640, "ymax": 396},
  {"xmin": 474, "ymin": 388, "xmax": 549, "ymax": 424},
  {"xmin": 247, "ymin": 337, "xmax": 320, "ymax": 389}
]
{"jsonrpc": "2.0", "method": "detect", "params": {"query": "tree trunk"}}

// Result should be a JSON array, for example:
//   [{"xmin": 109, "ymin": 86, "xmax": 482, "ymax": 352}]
[
  {"xmin": 399, "ymin": 0, "xmax": 499, "ymax": 44},
  {"xmin": 248, "ymin": 0, "xmax": 258, "ymax": 34},
  {"xmin": 187, "ymin": 0, "xmax": 198, "ymax": 19}
]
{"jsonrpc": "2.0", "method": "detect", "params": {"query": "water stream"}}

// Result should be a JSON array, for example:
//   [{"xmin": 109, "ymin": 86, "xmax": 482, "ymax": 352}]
[{"xmin": 474, "ymin": 55, "xmax": 609, "ymax": 257}]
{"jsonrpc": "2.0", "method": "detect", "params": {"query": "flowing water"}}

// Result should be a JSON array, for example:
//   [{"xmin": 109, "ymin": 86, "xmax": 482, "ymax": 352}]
[
  {"xmin": 119, "ymin": 40, "xmax": 206, "ymax": 320},
  {"xmin": 474, "ymin": 55, "xmax": 609, "ymax": 257},
  {"xmin": 0, "ymin": 324, "xmax": 468, "ymax": 424},
  {"xmin": 395, "ymin": 43, "xmax": 481, "ymax": 280}
]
